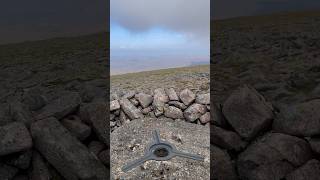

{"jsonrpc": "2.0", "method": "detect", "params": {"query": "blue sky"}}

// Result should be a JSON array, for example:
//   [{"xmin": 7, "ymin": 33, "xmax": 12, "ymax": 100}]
[{"xmin": 110, "ymin": 0, "xmax": 210, "ymax": 75}]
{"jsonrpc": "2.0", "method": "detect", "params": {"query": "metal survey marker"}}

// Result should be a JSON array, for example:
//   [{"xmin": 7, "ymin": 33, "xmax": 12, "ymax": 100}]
[{"xmin": 122, "ymin": 130, "xmax": 204, "ymax": 172}]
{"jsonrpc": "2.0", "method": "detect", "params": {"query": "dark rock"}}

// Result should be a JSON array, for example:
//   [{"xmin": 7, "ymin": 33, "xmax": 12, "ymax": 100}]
[
  {"xmin": 273, "ymin": 99, "xmax": 320, "ymax": 137},
  {"xmin": 237, "ymin": 133, "xmax": 312, "ymax": 180},
  {"xmin": 110, "ymin": 100, "xmax": 120, "ymax": 111},
  {"xmin": 0, "ymin": 122, "xmax": 32, "ymax": 156},
  {"xmin": 30, "ymin": 117, "xmax": 109, "ymax": 180},
  {"xmin": 184, "ymin": 103, "xmax": 207, "ymax": 122},
  {"xmin": 168, "ymin": 101, "xmax": 187, "ymax": 110},
  {"xmin": 199, "ymin": 112, "xmax": 210, "ymax": 124},
  {"xmin": 22, "ymin": 88, "xmax": 46, "ymax": 111},
  {"xmin": 61, "ymin": 119, "xmax": 91, "ymax": 141},
  {"xmin": 212, "ymin": 103, "xmax": 228, "ymax": 127},
  {"xmin": 135, "ymin": 93, "xmax": 153, "ymax": 108},
  {"xmin": 4, "ymin": 150, "xmax": 32, "ymax": 169},
  {"xmin": 80, "ymin": 84, "xmax": 105, "ymax": 103},
  {"xmin": 164, "ymin": 106, "xmax": 184, "ymax": 119},
  {"xmin": 307, "ymin": 137, "xmax": 320, "ymax": 154},
  {"xmin": 286, "ymin": 159, "xmax": 320, "ymax": 180},
  {"xmin": 223, "ymin": 85, "xmax": 274, "ymax": 140},
  {"xmin": 0, "ymin": 104, "xmax": 13, "ymax": 126},
  {"xmin": 165, "ymin": 88, "xmax": 179, "ymax": 101},
  {"xmin": 9, "ymin": 101, "xmax": 34, "ymax": 128},
  {"xmin": 195, "ymin": 93, "xmax": 210, "ymax": 105},
  {"xmin": 31, "ymin": 151, "xmax": 52, "ymax": 180},
  {"xmin": 36, "ymin": 92, "xmax": 81, "ymax": 120},
  {"xmin": 120, "ymin": 98, "xmax": 143, "ymax": 120},
  {"xmin": 13, "ymin": 174, "xmax": 29, "ymax": 180},
  {"xmin": 211, "ymin": 125, "xmax": 246, "ymax": 151},
  {"xmin": 79, "ymin": 101, "xmax": 109, "ymax": 145},
  {"xmin": 88, "ymin": 141, "xmax": 106, "ymax": 157},
  {"xmin": 98, "ymin": 150, "xmax": 109, "ymax": 166},
  {"xmin": 179, "ymin": 89, "xmax": 196, "ymax": 106},
  {"xmin": 211, "ymin": 145, "xmax": 237, "ymax": 180},
  {"xmin": 0, "ymin": 163, "xmax": 18, "ymax": 180}
]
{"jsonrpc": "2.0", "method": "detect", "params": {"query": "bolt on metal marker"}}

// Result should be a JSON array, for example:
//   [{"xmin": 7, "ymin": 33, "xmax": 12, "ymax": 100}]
[{"xmin": 122, "ymin": 130, "xmax": 204, "ymax": 172}]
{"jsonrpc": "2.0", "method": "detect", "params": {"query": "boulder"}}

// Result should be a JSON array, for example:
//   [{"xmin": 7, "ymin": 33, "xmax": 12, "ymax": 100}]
[
  {"xmin": 286, "ymin": 159, "xmax": 320, "ymax": 180},
  {"xmin": 179, "ymin": 89, "xmax": 195, "ymax": 106},
  {"xmin": 223, "ymin": 85, "xmax": 274, "ymax": 140},
  {"xmin": 237, "ymin": 133, "xmax": 312, "ymax": 180},
  {"xmin": 153, "ymin": 88, "xmax": 169, "ymax": 116},
  {"xmin": 61, "ymin": 119, "xmax": 91, "ymax": 141},
  {"xmin": 135, "ymin": 93, "xmax": 153, "ymax": 108},
  {"xmin": 212, "ymin": 103, "xmax": 228, "ymax": 127},
  {"xmin": 30, "ymin": 117, "xmax": 109, "ymax": 180},
  {"xmin": 168, "ymin": 101, "xmax": 187, "ymax": 110},
  {"xmin": 211, "ymin": 145, "xmax": 237, "ymax": 180},
  {"xmin": 4, "ymin": 150, "xmax": 32, "ymax": 170},
  {"xmin": 0, "ymin": 122, "xmax": 32, "ymax": 156},
  {"xmin": 164, "ymin": 106, "xmax": 184, "ymax": 119},
  {"xmin": 88, "ymin": 141, "xmax": 106, "ymax": 157},
  {"xmin": 119, "ymin": 98, "xmax": 143, "ymax": 120},
  {"xmin": 195, "ymin": 93, "xmax": 210, "ymax": 105},
  {"xmin": 0, "ymin": 105, "xmax": 12, "ymax": 126},
  {"xmin": 0, "ymin": 163, "xmax": 18, "ymax": 180},
  {"xmin": 110, "ymin": 100, "xmax": 120, "ymax": 111},
  {"xmin": 21, "ymin": 88, "xmax": 46, "ymax": 111},
  {"xmin": 36, "ymin": 92, "xmax": 81, "ymax": 120},
  {"xmin": 31, "ymin": 151, "xmax": 51, "ymax": 180},
  {"xmin": 273, "ymin": 99, "xmax": 320, "ymax": 137},
  {"xmin": 307, "ymin": 137, "xmax": 320, "ymax": 154},
  {"xmin": 9, "ymin": 101, "xmax": 34, "ymax": 128},
  {"xmin": 199, "ymin": 112, "xmax": 210, "ymax": 124},
  {"xmin": 165, "ymin": 88, "xmax": 179, "ymax": 101},
  {"xmin": 211, "ymin": 125, "xmax": 246, "ymax": 151},
  {"xmin": 123, "ymin": 90, "xmax": 136, "ymax": 99},
  {"xmin": 184, "ymin": 103, "xmax": 207, "ymax": 122}
]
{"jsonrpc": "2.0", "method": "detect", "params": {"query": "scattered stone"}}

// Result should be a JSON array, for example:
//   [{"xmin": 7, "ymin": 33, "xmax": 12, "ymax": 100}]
[
  {"xmin": 88, "ymin": 141, "xmax": 106, "ymax": 157},
  {"xmin": 0, "ymin": 163, "xmax": 18, "ymax": 180},
  {"xmin": 168, "ymin": 101, "xmax": 187, "ymax": 110},
  {"xmin": 237, "ymin": 133, "xmax": 312, "ymax": 180},
  {"xmin": 120, "ymin": 98, "xmax": 143, "ymax": 120},
  {"xmin": 164, "ymin": 106, "xmax": 184, "ymax": 119},
  {"xmin": 30, "ymin": 117, "xmax": 109, "ymax": 180},
  {"xmin": 199, "ymin": 112, "xmax": 210, "ymax": 124},
  {"xmin": 179, "ymin": 89, "xmax": 196, "ymax": 106},
  {"xmin": 0, "ymin": 122, "xmax": 32, "ymax": 156},
  {"xmin": 135, "ymin": 93, "xmax": 153, "ymax": 108},
  {"xmin": 36, "ymin": 92, "xmax": 81, "ymax": 120},
  {"xmin": 211, "ymin": 125, "xmax": 246, "ymax": 151},
  {"xmin": 211, "ymin": 145, "xmax": 237, "ymax": 180},
  {"xmin": 110, "ymin": 100, "xmax": 120, "ymax": 111},
  {"xmin": 184, "ymin": 103, "xmax": 207, "ymax": 122},
  {"xmin": 223, "ymin": 85, "xmax": 274, "ymax": 140},
  {"xmin": 195, "ymin": 93, "xmax": 210, "ymax": 105},
  {"xmin": 286, "ymin": 159, "xmax": 320, "ymax": 180},
  {"xmin": 31, "ymin": 151, "xmax": 52, "ymax": 180},
  {"xmin": 273, "ymin": 99, "xmax": 320, "ymax": 137},
  {"xmin": 4, "ymin": 150, "xmax": 32, "ymax": 170},
  {"xmin": 79, "ymin": 101, "xmax": 109, "ymax": 145},
  {"xmin": 9, "ymin": 101, "xmax": 34, "ymax": 128},
  {"xmin": 61, "ymin": 119, "xmax": 91, "ymax": 141},
  {"xmin": 165, "ymin": 88, "xmax": 179, "ymax": 101}
]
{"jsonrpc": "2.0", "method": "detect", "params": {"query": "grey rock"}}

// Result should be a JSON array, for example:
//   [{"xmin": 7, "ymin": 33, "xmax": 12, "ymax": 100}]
[
  {"xmin": 165, "ymin": 88, "xmax": 179, "ymax": 101},
  {"xmin": 111, "ymin": 118, "xmax": 209, "ymax": 179},
  {"xmin": 79, "ymin": 101, "xmax": 109, "ymax": 145},
  {"xmin": 286, "ymin": 159, "xmax": 320, "ymax": 180},
  {"xmin": 308, "ymin": 138, "xmax": 320, "ymax": 154},
  {"xmin": 88, "ymin": 141, "xmax": 106, "ymax": 157},
  {"xmin": 110, "ymin": 93, "xmax": 119, "ymax": 101},
  {"xmin": 184, "ymin": 103, "xmax": 207, "ymax": 122},
  {"xmin": 168, "ymin": 101, "xmax": 187, "ymax": 110},
  {"xmin": 119, "ymin": 110, "xmax": 128, "ymax": 123},
  {"xmin": 238, "ymin": 133, "xmax": 312, "ymax": 180},
  {"xmin": 110, "ymin": 121, "xmax": 116, "ymax": 127},
  {"xmin": 9, "ymin": 101, "xmax": 34, "ymax": 128},
  {"xmin": 110, "ymin": 100, "xmax": 120, "ymax": 111},
  {"xmin": 0, "ymin": 163, "xmax": 18, "ymax": 180},
  {"xmin": 22, "ymin": 88, "xmax": 46, "ymax": 111},
  {"xmin": 61, "ymin": 119, "xmax": 91, "ymax": 141},
  {"xmin": 135, "ymin": 93, "xmax": 153, "ymax": 108},
  {"xmin": 36, "ymin": 92, "xmax": 81, "ymax": 120},
  {"xmin": 120, "ymin": 98, "xmax": 143, "ymax": 120},
  {"xmin": 0, "ymin": 122, "xmax": 32, "ymax": 156},
  {"xmin": 199, "ymin": 112, "xmax": 210, "ymax": 124},
  {"xmin": 223, "ymin": 85, "xmax": 274, "ymax": 140},
  {"xmin": 179, "ymin": 89, "xmax": 196, "ymax": 106},
  {"xmin": 211, "ymin": 145, "xmax": 237, "ymax": 180},
  {"xmin": 153, "ymin": 88, "xmax": 169, "ymax": 116},
  {"xmin": 31, "ymin": 151, "xmax": 52, "ymax": 180},
  {"xmin": 110, "ymin": 113, "xmax": 115, "ymax": 121},
  {"xmin": 273, "ymin": 99, "xmax": 320, "ymax": 137},
  {"xmin": 130, "ymin": 98, "xmax": 139, "ymax": 106},
  {"xmin": 114, "ymin": 109, "xmax": 120, "ymax": 116},
  {"xmin": 195, "ymin": 93, "xmax": 210, "ymax": 105},
  {"xmin": 123, "ymin": 90, "xmax": 136, "ymax": 99},
  {"xmin": 164, "ymin": 106, "xmax": 184, "ymax": 119},
  {"xmin": 141, "ymin": 107, "xmax": 152, "ymax": 115},
  {"xmin": 211, "ymin": 125, "xmax": 246, "ymax": 151},
  {"xmin": 30, "ymin": 117, "xmax": 109, "ymax": 180},
  {"xmin": 4, "ymin": 150, "xmax": 32, "ymax": 170}
]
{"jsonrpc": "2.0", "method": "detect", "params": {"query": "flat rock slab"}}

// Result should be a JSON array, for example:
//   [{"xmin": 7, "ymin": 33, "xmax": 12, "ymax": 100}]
[{"xmin": 111, "ymin": 118, "xmax": 210, "ymax": 179}]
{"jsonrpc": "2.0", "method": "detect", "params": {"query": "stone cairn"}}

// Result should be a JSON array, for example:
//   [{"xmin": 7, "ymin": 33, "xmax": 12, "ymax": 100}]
[
  {"xmin": 212, "ymin": 84, "xmax": 320, "ymax": 180},
  {"xmin": 110, "ymin": 88, "xmax": 210, "ymax": 132}
]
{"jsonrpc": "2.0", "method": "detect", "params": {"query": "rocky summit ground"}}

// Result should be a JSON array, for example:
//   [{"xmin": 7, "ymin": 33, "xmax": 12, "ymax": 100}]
[{"xmin": 211, "ymin": 10, "xmax": 320, "ymax": 180}]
